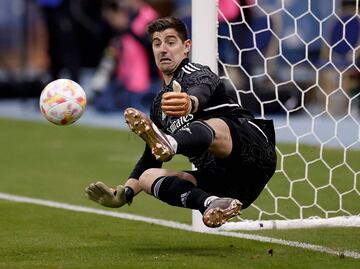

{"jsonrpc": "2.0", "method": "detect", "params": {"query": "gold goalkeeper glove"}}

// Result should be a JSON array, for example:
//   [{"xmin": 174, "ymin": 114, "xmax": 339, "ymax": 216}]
[
  {"xmin": 161, "ymin": 80, "xmax": 197, "ymax": 117},
  {"xmin": 161, "ymin": 91, "xmax": 192, "ymax": 117},
  {"xmin": 85, "ymin": 181, "xmax": 130, "ymax": 208}
]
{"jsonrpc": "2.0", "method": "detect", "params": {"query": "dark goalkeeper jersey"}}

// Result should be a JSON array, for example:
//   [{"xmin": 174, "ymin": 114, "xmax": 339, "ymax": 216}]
[{"xmin": 129, "ymin": 58, "xmax": 254, "ymax": 179}]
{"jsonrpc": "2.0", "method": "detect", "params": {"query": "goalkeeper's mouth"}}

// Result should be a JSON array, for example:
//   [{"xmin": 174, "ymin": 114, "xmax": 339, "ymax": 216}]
[{"xmin": 160, "ymin": 58, "xmax": 172, "ymax": 63}]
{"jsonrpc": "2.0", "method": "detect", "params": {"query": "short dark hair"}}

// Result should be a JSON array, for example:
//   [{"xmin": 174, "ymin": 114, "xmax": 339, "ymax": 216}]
[{"xmin": 147, "ymin": 17, "xmax": 189, "ymax": 42}]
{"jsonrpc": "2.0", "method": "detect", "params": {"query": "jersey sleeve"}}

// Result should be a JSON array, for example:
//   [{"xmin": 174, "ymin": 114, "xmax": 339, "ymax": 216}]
[
  {"xmin": 128, "ymin": 144, "xmax": 162, "ymax": 179},
  {"xmin": 183, "ymin": 65, "xmax": 220, "ymax": 110}
]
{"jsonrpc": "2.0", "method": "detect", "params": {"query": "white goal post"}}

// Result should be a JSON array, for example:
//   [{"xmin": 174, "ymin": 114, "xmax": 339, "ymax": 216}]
[
  {"xmin": 191, "ymin": 0, "xmax": 219, "ymax": 231},
  {"xmin": 191, "ymin": 0, "xmax": 360, "ymax": 231}
]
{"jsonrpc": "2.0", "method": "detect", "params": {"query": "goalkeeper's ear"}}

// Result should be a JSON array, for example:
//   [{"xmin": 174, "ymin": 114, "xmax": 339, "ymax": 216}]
[{"xmin": 184, "ymin": 39, "xmax": 191, "ymax": 56}]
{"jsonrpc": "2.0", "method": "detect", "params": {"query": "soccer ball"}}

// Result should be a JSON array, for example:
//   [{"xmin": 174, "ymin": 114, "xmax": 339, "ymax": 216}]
[{"xmin": 39, "ymin": 79, "xmax": 87, "ymax": 125}]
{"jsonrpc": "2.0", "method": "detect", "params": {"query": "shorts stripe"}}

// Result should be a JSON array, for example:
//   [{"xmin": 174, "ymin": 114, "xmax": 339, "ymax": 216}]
[{"xmin": 152, "ymin": 176, "xmax": 166, "ymax": 198}]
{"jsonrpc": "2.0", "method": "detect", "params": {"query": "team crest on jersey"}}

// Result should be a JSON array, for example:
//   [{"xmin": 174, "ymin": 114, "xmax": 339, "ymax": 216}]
[{"xmin": 167, "ymin": 114, "xmax": 194, "ymax": 134}]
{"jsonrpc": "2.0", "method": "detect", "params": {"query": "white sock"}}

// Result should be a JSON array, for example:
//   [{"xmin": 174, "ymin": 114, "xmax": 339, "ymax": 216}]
[
  {"xmin": 166, "ymin": 135, "xmax": 178, "ymax": 153},
  {"xmin": 204, "ymin": 196, "xmax": 218, "ymax": 207}
]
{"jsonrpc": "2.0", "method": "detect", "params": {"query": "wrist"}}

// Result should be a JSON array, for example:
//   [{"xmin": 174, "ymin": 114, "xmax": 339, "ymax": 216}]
[
  {"xmin": 124, "ymin": 186, "xmax": 135, "ymax": 205},
  {"xmin": 189, "ymin": 95, "xmax": 198, "ymax": 113}
]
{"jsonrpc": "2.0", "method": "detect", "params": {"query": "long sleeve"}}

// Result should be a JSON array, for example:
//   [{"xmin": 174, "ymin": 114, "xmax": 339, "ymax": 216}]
[{"xmin": 128, "ymin": 144, "xmax": 162, "ymax": 179}]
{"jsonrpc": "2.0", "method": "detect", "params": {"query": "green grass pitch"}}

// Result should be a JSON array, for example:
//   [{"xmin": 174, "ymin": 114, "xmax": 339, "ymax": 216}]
[{"xmin": 0, "ymin": 118, "xmax": 359, "ymax": 268}]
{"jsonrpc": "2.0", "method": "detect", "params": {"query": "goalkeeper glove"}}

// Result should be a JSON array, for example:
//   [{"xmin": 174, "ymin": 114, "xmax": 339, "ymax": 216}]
[
  {"xmin": 161, "ymin": 92, "xmax": 192, "ymax": 117},
  {"xmin": 85, "ymin": 181, "xmax": 132, "ymax": 208},
  {"xmin": 161, "ymin": 80, "xmax": 196, "ymax": 117}
]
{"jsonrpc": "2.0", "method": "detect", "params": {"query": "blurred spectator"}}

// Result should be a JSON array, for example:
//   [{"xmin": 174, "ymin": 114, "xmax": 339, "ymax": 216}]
[
  {"xmin": 0, "ymin": 0, "xmax": 49, "ymax": 98},
  {"xmin": 218, "ymin": 0, "xmax": 254, "ymax": 94},
  {"xmin": 218, "ymin": 0, "xmax": 244, "ymax": 65},
  {"xmin": 68, "ymin": 0, "xmax": 113, "ymax": 69},
  {"xmin": 37, "ymin": 0, "xmax": 81, "ymax": 81},
  {"xmin": 172, "ymin": 0, "xmax": 253, "ymax": 79},
  {"xmin": 147, "ymin": 0, "xmax": 173, "ymax": 17},
  {"xmin": 173, "ymin": 0, "xmax": 191, "ymax": 37},
  {"xmin": 91, "ymin": 0, "xmax": 160, "ymax": 112},
  {"xmin": 218, "ymin": 0, "xmax": 251, "ymax": 65},
  {"xmin": 318, "ymin": 0, "xmax": 360, "ymax": 116}
]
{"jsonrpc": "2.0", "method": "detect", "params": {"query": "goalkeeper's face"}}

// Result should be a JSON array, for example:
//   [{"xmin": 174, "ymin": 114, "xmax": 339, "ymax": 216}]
[{"xmin": 151, "ymin": 28, "xmax": 191, "ymax": 77}]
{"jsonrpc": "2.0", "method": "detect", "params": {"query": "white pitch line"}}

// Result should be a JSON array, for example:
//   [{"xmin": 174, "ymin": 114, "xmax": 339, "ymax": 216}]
[{"xmin": 1, "ymin": 192, "xmax": 359, "ymax": 259}]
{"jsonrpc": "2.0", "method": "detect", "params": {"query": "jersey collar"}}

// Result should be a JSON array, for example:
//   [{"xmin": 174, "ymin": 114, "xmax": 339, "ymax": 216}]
[
  {"xmin": 163, "ymin": 58, "xmax": 189, "ymax": 87},
  {"xmin": 172, "ymin": 58, "xmax": 189, "ymax": 81}
]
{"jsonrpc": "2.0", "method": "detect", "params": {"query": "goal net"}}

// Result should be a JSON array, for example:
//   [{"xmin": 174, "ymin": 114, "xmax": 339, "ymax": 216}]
[{"xmin": 191, "ymin": 0, "xmax": 360, "ymax": 230}]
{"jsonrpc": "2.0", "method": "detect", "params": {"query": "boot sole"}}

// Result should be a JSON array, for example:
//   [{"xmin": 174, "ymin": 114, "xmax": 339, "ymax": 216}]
[
  {"xmin": 124, "ymin": 108, "xmax": 174, "ymax": 161},
  {"xmin": 202, "ymin": 199, "xmax": 242, "ymax": 228}
]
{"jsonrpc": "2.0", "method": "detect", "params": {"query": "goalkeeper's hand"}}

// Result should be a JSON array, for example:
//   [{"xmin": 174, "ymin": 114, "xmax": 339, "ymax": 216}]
[
  {"xmin": 85, "ymin": 181, "xmax": 127, "ymax": 208},
  {"xmin": 161, "ymin": 92, "xmax": 192, "ymax": 117},
  {"xmin": 161, "ymin": 80, "xmax": 193, "ymax": 117}
]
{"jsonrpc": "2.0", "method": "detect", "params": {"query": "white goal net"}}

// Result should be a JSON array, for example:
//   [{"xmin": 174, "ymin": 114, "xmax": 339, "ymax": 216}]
[{"xmin": 192, "ymin": 0, "xmax": 360, "ymax": 230}]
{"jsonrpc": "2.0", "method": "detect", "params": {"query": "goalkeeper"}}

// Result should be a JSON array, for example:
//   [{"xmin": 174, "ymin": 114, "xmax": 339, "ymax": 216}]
[{"xmin": 85, "ymin": 17, "xmax": 276, "ymax": 228}]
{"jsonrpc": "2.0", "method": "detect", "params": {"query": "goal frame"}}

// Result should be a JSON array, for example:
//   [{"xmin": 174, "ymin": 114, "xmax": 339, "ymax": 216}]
[
  {"xmin": 191, "ymin": 0, "xmax": 360, "ymax": 231},
  {"xmin": 191, "ymin": 0, "xmax": 219, "ymax": 231}
]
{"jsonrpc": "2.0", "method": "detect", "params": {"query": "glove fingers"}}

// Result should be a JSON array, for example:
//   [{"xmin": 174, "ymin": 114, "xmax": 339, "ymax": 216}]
[
  {"xmin": 95, "ymin": 181, "xmax": 114, "ymax": 197},
  {"xmin": 162, "ymin": 99, "xmax": 186, "ymax": 106},
  {"xmin": 85, "ymin": 190, "xmax": 100, "ymax": 202},
  {"xmin": 161, "ymin": 92, "xmax": 190, "ymax": 117},
  {"xmin": 85, "ymin": 187, "xmax": 101, "ymax": 201},
  {"xmin": 162, "ymin": 105, "xmax": 187, "ymax": 112},
  {"xmin": 163, "ymin": 110, "xmax": 185, "ymax": 117},
  {"xmin": 162, "ymin": 92, "xmax": 186, "ymax": 99},
  {"xmin": 86, "ymin": 183, "xmax": 103, "ymax": 197}
]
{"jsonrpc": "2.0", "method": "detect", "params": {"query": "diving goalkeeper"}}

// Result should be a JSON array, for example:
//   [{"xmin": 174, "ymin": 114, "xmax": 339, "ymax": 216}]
[{"xmin": 85, "ymin": 17, "xmax": 276, "ymax": 228}]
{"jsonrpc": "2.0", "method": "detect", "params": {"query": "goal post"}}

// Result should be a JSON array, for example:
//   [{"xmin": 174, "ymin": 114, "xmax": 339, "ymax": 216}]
[
  {"xmin": 191, "ymin": 0, "xmax": 219, "ymax": 231},
  {"xmin": 191, "ymin": 0, "xmax": 218, "ymax": 74},
  {"xmin": 191, "ymin": 0, "xmax": 360, "ymax": 230}
]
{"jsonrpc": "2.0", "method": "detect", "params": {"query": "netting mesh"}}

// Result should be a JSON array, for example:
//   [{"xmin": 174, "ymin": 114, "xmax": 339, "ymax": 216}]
[{"xmin": 217, "ymin": 0, "xmax": 360, "ymax": 224}]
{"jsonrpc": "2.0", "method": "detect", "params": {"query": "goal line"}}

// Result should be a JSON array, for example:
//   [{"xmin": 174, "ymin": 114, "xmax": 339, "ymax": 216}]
[{"xmin": 0, "ymin": 191, "xmax": 359, "ymax": 259}]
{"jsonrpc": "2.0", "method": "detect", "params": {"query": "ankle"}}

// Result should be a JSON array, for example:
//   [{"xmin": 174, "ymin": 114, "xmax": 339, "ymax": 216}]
[
  {"xmin": 166, "ymin": 135, "xmax": 178, "ymax": 153},
  {"xmin": 204, "ymin": 196, "xmax": 219, "ymax": 208}
]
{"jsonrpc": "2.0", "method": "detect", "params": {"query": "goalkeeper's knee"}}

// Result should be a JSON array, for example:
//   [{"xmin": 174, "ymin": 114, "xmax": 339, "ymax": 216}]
[{"xmin": 172, "ymin": 120, "xmax": 215, "ymax": 157}]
